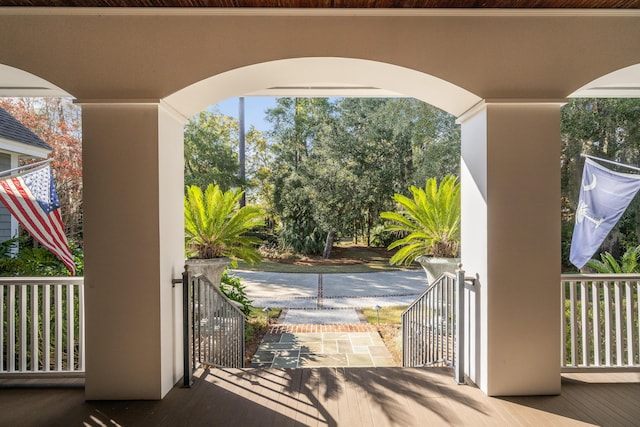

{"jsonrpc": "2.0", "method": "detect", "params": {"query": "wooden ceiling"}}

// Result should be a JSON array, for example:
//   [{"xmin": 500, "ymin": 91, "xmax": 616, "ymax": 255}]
[{"xmin": 0, "ymin": 0, "xmax": 638, "ymax": 8}]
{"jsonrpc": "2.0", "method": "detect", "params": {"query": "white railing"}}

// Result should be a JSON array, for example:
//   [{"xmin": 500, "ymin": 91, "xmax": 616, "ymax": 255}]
[
  {"xmin": 562, "ymin": 274, "xmax": 640, "ymax": 371},
  {"xmin": 1, "ymin": 277, "xmax": 84, "ymax": 377}
]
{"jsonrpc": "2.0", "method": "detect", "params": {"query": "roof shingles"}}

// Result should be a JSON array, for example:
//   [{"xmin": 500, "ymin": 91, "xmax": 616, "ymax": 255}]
[{"xmin": 0, "ymin": 107, "xmax": 52, "ymax": 152}]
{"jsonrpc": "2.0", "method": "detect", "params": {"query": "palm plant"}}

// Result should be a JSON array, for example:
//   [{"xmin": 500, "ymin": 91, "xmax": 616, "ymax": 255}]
[
  {"xmin": 380, "ymin": 175, "xmax": 460, "ymax": 265},
  {"xmin": 585, "ymin": 246, "xmax": 640, "ymax": 273},
  {"xmin": 184, "ymin": 184, "xmax": 265, "ymax": 265}
]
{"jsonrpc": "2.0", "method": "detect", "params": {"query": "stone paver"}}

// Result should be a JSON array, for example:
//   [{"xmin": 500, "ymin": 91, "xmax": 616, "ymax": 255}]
[
  {"xmin": 250, "ymin": 324, "xmax": 398, "ymax": 369},
  {"xmin": 240, "ymin": 271, "xmax": 414, "ymax": 369}
]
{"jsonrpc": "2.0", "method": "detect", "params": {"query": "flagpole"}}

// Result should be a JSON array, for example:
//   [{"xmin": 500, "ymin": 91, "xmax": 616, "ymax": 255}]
[
  {"xmin": 581, "ymin": 154, "xmax": 640, "ymax": 173},
  {"xmin": 0, "ymin": 159, "xmax": 52, "ymax": 179}
]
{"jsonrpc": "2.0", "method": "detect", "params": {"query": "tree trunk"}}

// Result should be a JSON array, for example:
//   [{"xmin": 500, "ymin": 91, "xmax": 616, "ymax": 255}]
[
  {"xmin": 354, "ymin": 219, "xmax": 358, "ymax": 244},
  {"xmin": 366, "ymin": 210, "xmax": 372, "ymax": 247},
  {"xmin": 322, "ymin": 231, "xmax": 334, "ymax": 259}
]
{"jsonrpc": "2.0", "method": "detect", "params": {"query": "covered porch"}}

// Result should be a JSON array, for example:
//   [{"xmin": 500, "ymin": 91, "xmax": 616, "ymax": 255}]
[
  {"xmin": 1, "ymin": 368, "xmax": 639, "ymax": 426},
  {"xmin": 0, "ymin": 6, "xmax": 638, "ymax": 404}
]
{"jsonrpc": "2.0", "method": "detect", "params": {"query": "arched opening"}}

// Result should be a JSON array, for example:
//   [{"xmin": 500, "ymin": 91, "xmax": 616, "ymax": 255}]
[
  {"xmin": 569, "ymin": 63, "xmax": 640, "ymax": 99},
  {"xmin": 0, "ymin": 6, "xmax": 637, "ymax": 412},
  {"xmin": 0, "ymin": 65, "xmax": 84, "ymax": 378},
  {"xmin": 164, "ymin": 57, "xmax": 481, "ymax": 118},
  {"xmin": 167, "ymin": 57, "xmax": 481, "ymax": 377}
]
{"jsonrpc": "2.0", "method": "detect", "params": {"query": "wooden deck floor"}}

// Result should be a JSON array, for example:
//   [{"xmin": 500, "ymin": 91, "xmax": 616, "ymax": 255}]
[{"xmin": 1, "ymin": 368, "xmax": 639, "ymax": 426}]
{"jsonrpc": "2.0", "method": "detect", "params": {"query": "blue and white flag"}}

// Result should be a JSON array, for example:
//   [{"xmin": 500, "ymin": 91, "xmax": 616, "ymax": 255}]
[{"xmin": 570, "ymin": 158, "xmax": 640, "ymax": 269}]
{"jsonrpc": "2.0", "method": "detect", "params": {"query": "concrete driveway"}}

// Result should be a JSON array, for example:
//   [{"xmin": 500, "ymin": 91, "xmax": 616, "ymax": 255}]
[{"xmin": 230, "ymin": 269, "xmax": 427, "ymax": 309}]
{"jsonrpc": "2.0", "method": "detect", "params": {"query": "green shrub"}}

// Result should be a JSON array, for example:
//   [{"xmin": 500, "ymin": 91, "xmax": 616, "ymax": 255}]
[
  {"xmin": 0, "ymin": 236, "xmax": 83, "ymax": 276},
  {"xmin": 219, "ymin": 269, "xmax": 253, "ymax": 316},
  {"xmin": 369, "ymin": 224, "xmax": 398, "ymax": 248},
  {"xmin": 381, "ymin": 175, "xmax": 461, "ymax": 265}
]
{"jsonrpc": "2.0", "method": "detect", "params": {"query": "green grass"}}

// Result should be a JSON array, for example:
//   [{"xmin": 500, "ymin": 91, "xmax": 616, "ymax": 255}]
[
  {"xmin": 248, "ymin": 306, "xmax": 282, "ymax": 322},
  {"xmin": 361, "ymin": 305, "xmax": 407, "ymax": 325},
  {"xmin": 245, "ymin": 307, "xmax": 282, "ymax": 343}
]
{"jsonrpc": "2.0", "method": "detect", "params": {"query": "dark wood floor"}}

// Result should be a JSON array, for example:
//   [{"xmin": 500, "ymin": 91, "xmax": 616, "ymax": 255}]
[{"xmin": 1, "ymin": 368, "xmax": 639, "ymax": 426}]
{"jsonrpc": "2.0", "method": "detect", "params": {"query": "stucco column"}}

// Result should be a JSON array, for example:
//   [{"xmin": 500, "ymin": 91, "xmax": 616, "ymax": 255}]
[
  {"xmin": 81, "ymin": 101, "xmax": 185, "ymax": 400},
  {"xmin": 459, "ymin": 101, "xmax": 562, "ymax": 396}
]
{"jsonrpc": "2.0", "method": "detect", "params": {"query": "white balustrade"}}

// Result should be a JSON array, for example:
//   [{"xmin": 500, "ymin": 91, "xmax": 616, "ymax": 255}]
[
  {"xmin": 1, "ymin": 277, "xmax": 84, "ymax": 376},
  {"xmin": 3, "ymin": 273, "xmax": 638, "ymax": 377},
  {"xmin": 562, "ymin": 274, "xmax": 640, "ymax": 371}
]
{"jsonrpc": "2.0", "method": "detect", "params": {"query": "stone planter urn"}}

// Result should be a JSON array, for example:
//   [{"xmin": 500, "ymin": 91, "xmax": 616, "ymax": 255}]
[
  {"xmin": 415, "ymin": 255, "xmax": 460, "ymax": 285},
  {"xmin": 185, "ymin": 257, "xmax": 231, "ymax": 287}
]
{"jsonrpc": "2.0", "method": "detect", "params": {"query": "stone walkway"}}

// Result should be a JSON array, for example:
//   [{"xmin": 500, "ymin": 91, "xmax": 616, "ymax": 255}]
[
  {"xmin": 237, "ymin": 271, "xmax": 422, "ymax": 369},
  {"xmin": 250, "ymin": 308, "xmax": 398, "ymax": 368},
  {"xmin": 250, "ymin": 324, "xmax": 397, "ymax": 369}
]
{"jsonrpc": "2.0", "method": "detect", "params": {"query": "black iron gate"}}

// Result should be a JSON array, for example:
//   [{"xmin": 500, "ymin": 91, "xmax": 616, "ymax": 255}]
[{"xmin": 182, "ymin": 270, "xmax": 245, "ymax": 386}]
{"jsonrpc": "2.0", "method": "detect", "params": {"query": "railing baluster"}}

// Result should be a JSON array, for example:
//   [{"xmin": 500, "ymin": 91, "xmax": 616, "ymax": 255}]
[
  {"xmin": 31, "ymin": 284, "xmax": 39, "ymax": 371},
  {"xmin": 8, "ymin": 285, "xmax": 15, "ymax": 372},
  {"xmin": 625, "ymin": 281, "xmax": 634, "ymax": 366},
  {"xmin": 592, "ymin": 282, "xmax": 600, "ymax": 366},
  {"xmin": 604, "ymin": 282, "xmax": 612, "ymax": 366},
  {"xmin": 67, "ymin": 284, "xmax": 74, "ymax": 371},
  {"xmin": 569, "ymin": 281, "xmax": 577, "ymax": 367},
  {"xmin": 19, "ymin": 285, "xmax": 27, "ymax": 371},
  {"xmin": 637, "ymin": 283, "xmax": 640, "ymax": 366},
  {"xmin": 614, "ymin": 281, "xmax": 623, "ymax": 366},
  {"xmin": 78, "ymin": 283, "xmax": 85, "ymax": 371},
  {"xmin": 55, "ymin": 284, "xmax": 62, "ymax": 371},
  {"xmin": 580, "ymin": 281, "xmax": 589, "ymax": 366},
  {"xmin": 43, "ymin": 284, "xmax": 51, "ymax": 371}
]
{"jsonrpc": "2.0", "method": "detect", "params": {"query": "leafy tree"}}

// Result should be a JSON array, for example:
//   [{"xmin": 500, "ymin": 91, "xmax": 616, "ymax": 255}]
[
  {"xmin": 409, "ymin": 101, "xmax": 461, "ymax": 183},
  {"xmin": 561, "ymin": 98, "xmax": 640, "ymax": 270},
  {"xmin": 244, "ymin": 127, "xmax": 273, "ymax": 207},
  {"xmin": 305, "ymin": 157, "xmax": 359, "ymax": 258},
  {"xmin": 272, "ymin": 171, "xmax": 326, "ymax": 255},
  {"xmin": 267, "ymin": 98, "xmax": 334, "ymax": 254},
  {"xmin": 381, "ymin": 175, "xmax": 461, "ymax": 265},
  {"xmin": 265, "ymin": 97, "xmax": 461, "ymax": 255},
  {"xmin": 184, "ymin": 184, "xmax": 264, "ymax": 265},
  {"xmin": 0, "ymin": 98, "xmax": 83, "ymax": 242},
  {"xmin": 184, "ymin": 111, "xmax": 242, "ymax": 191}
]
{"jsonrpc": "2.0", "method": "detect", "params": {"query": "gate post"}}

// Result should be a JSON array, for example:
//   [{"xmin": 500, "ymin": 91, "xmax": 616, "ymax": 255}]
[
  {"xmin": 182, "ymin": 267, "xmax": 193, "ymax": 388},
  {"xmin": 455, "ymin": 268, "xmax": 465, "ymax": 385}
]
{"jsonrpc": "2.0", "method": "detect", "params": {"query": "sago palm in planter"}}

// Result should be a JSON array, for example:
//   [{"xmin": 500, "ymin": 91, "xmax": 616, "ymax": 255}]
[
  {"xmin": 184, "ymin": 184, "xmax": 265, "ymax": 286},
  {"xmin": 380, "ymin": 175, "xmax": 461, "ymax": 284}
]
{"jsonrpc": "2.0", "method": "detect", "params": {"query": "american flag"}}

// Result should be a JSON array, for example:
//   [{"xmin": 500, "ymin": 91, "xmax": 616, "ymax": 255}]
[{"xmin": 0, "ymin": 164, "xmax": 75, "ymax": 274}]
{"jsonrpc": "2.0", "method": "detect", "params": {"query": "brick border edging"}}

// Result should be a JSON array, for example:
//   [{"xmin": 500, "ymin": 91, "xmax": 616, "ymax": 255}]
[{"xmin": 267, "ymin": 324, "xmax": 375, "ymax": 333}]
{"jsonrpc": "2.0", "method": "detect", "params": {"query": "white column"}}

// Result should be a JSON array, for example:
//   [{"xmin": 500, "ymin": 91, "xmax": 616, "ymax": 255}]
[
  {"xmin": 459, "ymin": 101, "xmax": 562, "ymax": 396},
  {"xmin": 81, "ymin": 101, "xmax": 184, "ymax": 400}
]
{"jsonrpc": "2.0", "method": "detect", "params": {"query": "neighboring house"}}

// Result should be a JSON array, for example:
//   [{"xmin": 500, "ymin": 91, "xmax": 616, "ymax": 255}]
[{"xmin": 0, "ymin": 107, "xmax": 52, "ymax": 243}]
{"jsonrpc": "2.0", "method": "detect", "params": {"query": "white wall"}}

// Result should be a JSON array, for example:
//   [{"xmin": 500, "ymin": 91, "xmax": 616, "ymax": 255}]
[
  {"xmin": 83, "ymin": 103, "xmax": 173, "ymax": 399},
  {"xmin": 158, "ymin": 104, "xmax": 186, "ymax": 392},
  {"xmin": 460, "ymin": 102, "xmax": 562, "ymax": 396}
]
